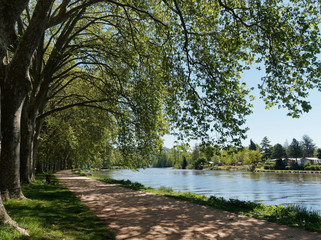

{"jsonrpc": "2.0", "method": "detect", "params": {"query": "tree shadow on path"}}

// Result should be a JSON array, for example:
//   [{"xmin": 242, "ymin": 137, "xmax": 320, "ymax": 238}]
[{"xmin": 55, "ymin": 170, "xmax": 321, "ymax": 240}]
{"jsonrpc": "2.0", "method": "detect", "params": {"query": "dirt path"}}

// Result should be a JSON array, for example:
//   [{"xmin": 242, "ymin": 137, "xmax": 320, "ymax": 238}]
[{"xmin": 55, "ymin": 170, "xmax": 321, "ymax": 240}]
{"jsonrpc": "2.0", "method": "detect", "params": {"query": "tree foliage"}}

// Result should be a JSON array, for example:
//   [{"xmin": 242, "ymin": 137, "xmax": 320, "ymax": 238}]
[
  {"xmin": 260, "ymin": 136, "xmax": 272, "ymax": 160},
  {"xmin": 288, "ymin": 138, "xmax": 302, "ymax": 160},
  {"xmin": 244, "ymin": 149, "xmax": 262, "ymax": 165},
  {"xmin": 1, "ymin": 0, "xmax": 321, "ymax": 233},
  {"xmin": 37, "ymin": 106, "xmax": 119, "ymax": 171},
  {"xmin": 271, "ymin": 144, "xmax": 287, "ymax": 160},
  {"xmin": 301, "ymin": 134, "xmax": 316, "ymax": 157},
  {"xmin": 3, "ymin": 0, "xmax": 321, "ymax": 172},
  {"xmin": 151, "ymin": 151, "xmax": 174, "ymax": 168},
  {"xmin": 315, "ymin": 148, "xmax": 321, "ymax": 159},
  {"xmin": 194, "ymin": 158, "xmax": 207, "ymax": 170},
  {"xmin": 249, "ymin": 139, "xmax": 257, "ymax": 151}
]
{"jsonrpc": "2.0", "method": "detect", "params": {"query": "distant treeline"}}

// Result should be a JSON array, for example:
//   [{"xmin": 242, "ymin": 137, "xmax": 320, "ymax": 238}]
[{"xmin": 150, "ymin": 135, "xmax": 321, "ymax": 169}]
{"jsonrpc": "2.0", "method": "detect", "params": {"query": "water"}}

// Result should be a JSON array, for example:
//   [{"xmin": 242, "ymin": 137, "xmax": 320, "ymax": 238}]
[{"xmin": 93, "ymin": 168, "xmax": 321, "ymax": 213}]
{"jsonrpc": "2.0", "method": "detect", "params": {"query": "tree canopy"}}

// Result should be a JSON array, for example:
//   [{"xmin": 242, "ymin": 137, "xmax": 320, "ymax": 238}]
[
  {"xmin": 288, "ymin": 138, "xmax": 302, "ymax": 160},
  {"xmin": 249, "ymin": 139, "xmax": 257, "ymax": 151},
  {"xmin": 301, "ymin": 134, "xmax": 316, "ymax": 157},
  {"xmin": 260, "ymin": 136, "xmax": 272, "ymax": 160},
  {"xmin": 271, "ymin": 143, "xmax": 287, "ymax": 160}
]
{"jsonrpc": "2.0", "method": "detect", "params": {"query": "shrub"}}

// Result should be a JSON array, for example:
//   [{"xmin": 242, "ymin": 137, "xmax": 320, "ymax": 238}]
[
  {"xmin": 194, "ymin": 158, "xmax": 206, "ymax": 170},
  {"xmin": 315, "ymin": 148, "xmax": 321, "ymax": 159},
  {"xmin": 290, "ymin": 162, "xmax": 303, "ymax": 170},
  {"xmin": 264, "ymin": 161, "xmax": 275, "ymax": 170},
  {"xmin": 304, "ymin": 161, "xmax": 311, "ymax": 170},
  {"xmin": 309, "ymin": 165, "xmax": 321, "ymax": 171},
  {"xmin": 275, "ymin": 159, "xmax": 286, "ymax": 170}
]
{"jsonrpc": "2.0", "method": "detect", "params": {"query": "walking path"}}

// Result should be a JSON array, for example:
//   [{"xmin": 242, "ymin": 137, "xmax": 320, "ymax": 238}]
[{"xmin": 55, "ymin": 170, "xmax": 321, "ymax": 240}]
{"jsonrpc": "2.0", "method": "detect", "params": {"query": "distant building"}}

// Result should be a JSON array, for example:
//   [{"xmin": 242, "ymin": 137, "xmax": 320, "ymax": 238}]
[
  {"xmin": 267, "ymin": 157, "xmax": 321, "ymax": 166},
  {"xmin": 303, "ymin": 157, "xmax": 321, "ymax": 165}
]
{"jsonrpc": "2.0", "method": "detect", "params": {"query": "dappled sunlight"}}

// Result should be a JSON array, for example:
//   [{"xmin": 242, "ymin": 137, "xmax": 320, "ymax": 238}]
[{"xmin": 55, "ymin": 170, "xmax": 321, "ymax": 240}]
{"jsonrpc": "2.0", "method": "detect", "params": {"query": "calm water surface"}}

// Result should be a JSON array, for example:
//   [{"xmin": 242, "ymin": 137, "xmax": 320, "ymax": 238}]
[{"xmin": 93, "ymin": 168, "xmax": 321, "ymax": 213}]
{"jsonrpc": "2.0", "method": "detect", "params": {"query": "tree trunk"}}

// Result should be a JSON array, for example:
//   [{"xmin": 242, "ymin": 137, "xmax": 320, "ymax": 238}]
[
  {"xmin": 34, "ymin": 120, "xmax": 44, "ymax": 174},
  {"xmin": 0, "ymin": 194, "xmax": 29, "ymax": 235},
  {"xmin": 0, "ymin": 196, "xmax": 10, "ymax": 224},
  {"xmin": 0, "ymin": 0, "xmax": 54, "ymax": 199},
  {"xmin": 0, "ymin": 12, "xmax": 27, "ymax": 199},
  {"xmin": 21, "ymin": 76, "xmax": 48, "ymax": 182},
  {"xmin": 20, "ymin": 98, "xmax": 35, "ymax": 184},
  {"xmin": 34, "ymin": 120, "xmax": 46, "ymax": 175},
  {"xmin": 0, "ymin": 0, "xmax": 29, "ymax": 229},
  {"xmin": 0, "ymin": 77, "xmax": 28, "ymax": 200}
]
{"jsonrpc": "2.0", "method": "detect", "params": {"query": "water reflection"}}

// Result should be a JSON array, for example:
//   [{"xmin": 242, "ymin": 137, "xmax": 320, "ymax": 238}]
[{"xmin": 94, "ymin": 168, "xmax": 321, "ymax": 212}]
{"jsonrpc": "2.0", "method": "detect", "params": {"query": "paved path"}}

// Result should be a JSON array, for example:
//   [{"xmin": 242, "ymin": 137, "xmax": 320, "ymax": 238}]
[{"xmin": 55, "ymin": 170, "xmax": 321, "ymax": 240}]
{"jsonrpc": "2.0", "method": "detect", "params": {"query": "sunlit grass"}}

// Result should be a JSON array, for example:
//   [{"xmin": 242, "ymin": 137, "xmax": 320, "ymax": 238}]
[{"xmin": 1, "ymin": 174, "xmax": 114, "ymax": 239}]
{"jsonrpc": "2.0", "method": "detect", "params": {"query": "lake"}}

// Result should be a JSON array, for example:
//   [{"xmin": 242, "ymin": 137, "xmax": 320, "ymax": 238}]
[{"xmin": 93, "ymin": 168, "xmax": 321, "ymax": 213}]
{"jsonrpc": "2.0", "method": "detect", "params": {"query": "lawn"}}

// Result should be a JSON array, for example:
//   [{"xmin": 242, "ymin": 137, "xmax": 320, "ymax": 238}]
[{"xmin": 0, "ymin": 174, "xmax": 114, "ymax": 240}]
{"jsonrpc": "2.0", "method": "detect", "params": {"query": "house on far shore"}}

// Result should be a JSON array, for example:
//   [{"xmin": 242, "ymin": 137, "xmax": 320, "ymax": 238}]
[
  {"xmin": 284, "ymin": 158, "xmax": 308, "ymax": 166},
  {"xmin": 303, "ymin": 157, "xmax": 321, "ymax": 165},
  {"xmin": 268, "ymin": 157, "xmax": 321, "ymax": 166},
  {"xmin": 267, "ymin": 158, "xmax": 300, "ymax": 165}
]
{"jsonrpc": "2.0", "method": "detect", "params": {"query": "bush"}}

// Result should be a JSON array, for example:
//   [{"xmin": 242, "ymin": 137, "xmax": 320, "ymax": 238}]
[
  {"xmin": 264, "ymin": 161, "xmax": 275, "ymax": 170},
  {"xmin": 315, "ymin": 148, "xmax": 321, "ymax": 159},
  {"xmin": 307, "ymin": 165, "xmax": 321, "ymax": 171},
  {"xmin": 304, "ymin": 161, "xmax": 311, "ymax": 170},
  {"xmin": 290, "ymin": 162, "xmax": 303, "ymax": 170},
  {"xmin": 275, "ymin": 159, "xmax": 286, "ymax": 170},
  {"xmin": 194, "ymin": 158, "xmax": 206, "ymax": 170}
]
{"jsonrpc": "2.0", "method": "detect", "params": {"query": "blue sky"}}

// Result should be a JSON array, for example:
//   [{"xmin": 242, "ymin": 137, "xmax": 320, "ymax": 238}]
[{"xmin": 163, "ymin": 68, "xmax": 321, "ymax": 149}]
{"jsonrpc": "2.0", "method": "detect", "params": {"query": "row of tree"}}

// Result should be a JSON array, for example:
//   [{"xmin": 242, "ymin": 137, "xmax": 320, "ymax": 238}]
[
  {"xmin": 1, "ymin": 0, "xmax": 321, "ymax": 235},
  {"xmin": 150, "ymin": 134, "xmax": 320, "ymax": 170},
  {"xmin": 251, "ymin": 135, "xmax": 319, "ymax": 161},
  {"xmin": 150, "ymin": 144, "xmax": 262, "ymax": 169}
]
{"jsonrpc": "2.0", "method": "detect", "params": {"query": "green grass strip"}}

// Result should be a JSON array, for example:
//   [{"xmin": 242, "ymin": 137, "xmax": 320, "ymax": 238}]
[
  {"xmin": 95, "ymin": 176, "xmax": 321, "ymax": 233},
  {"xmin": 0, "ymin": 174, "xmax": 114, "ymax": 240}
]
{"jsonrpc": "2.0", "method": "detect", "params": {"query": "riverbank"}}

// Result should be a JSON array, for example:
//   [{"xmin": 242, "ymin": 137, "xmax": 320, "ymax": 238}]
[
  {"xmin": 186, "ymin": 166, "xmax": 321, "ymax": 174},
  {"xmin": 194, "ymin": 165, "xmax": 321, "ymax": 174},
  {"xmin": 0, "ymin": 174, "xmax": 114, "ymax": 239},
  {"xmin": 84, "ymin": 165, "xmax": 321, "ymax": 174},
  {"xmin": 94, "ymin": 175, "xmax": 321, "ymax": 234},
  {"xmin": 64, "ymin": 170, "xmax": 321, "ymax": 239},
  {"xmin": 90, "ymin": 167, "xmax": 321, "ymax": 212}
]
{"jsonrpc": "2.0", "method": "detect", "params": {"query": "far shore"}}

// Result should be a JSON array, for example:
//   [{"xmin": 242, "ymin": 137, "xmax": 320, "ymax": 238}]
[
  {"xmin": 94, "ymin": 166, "xmax": 321, "ymax": 174},
  {"xmin": 254, "ymin": 169, "xmax": 321, "ymax": 174}
]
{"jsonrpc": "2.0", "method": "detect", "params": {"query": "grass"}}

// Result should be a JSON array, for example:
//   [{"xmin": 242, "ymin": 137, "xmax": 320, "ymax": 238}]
[
  {"xmin": 0, "ymin": 174, "xmax": 114, "ymax": 240},
  {"xmin": 210, "ymin": 165, "xmax": 251, "ymax": 171},
  {"xmin": 95, "ymin": 176, "xmax": 321, "ymax": 233}
]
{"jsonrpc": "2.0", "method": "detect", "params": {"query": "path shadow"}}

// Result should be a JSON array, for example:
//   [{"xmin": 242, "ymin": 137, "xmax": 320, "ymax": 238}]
[{"xmin": 55, "ymin": 170, "xmax": 321, "ymax": 240}]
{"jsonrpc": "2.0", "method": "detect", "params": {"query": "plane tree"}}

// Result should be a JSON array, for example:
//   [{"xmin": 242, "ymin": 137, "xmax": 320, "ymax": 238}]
[
  {"xmin": 1, "ymin": 0, "xmax": 321, "ymax": 234},
  {"xmin": 37, "ymin": 104, "xmax": 119, "ymax": 172}
]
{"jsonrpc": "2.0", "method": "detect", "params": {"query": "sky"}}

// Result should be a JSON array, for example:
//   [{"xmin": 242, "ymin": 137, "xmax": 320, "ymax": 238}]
[{"xmin": 163, "ymin": 68, "xmax": 321, "ymax": 149}]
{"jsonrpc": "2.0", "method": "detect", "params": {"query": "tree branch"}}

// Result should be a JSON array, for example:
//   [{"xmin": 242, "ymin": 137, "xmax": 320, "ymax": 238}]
[{"xmin": 37, "ymin": 99, "xmax": 122, "ymax": 120}]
